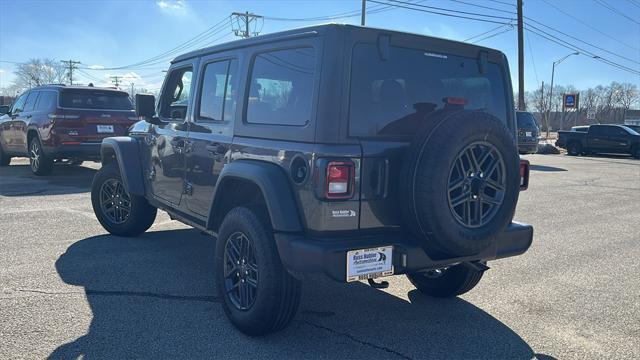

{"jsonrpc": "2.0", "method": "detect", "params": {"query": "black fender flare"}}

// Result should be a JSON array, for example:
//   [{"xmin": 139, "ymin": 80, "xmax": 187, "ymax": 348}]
[
  {"xmin": 207, "ymin": 160, "xmax": 303, "ymax": 233},
  {"xmin": 100, "ymin": 137, "xmax": 145, "ymax": 196}
]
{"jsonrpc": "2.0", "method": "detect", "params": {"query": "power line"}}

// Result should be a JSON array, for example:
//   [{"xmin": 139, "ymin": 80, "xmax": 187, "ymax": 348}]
[
  {"xmin": 263, "ymin": 2, "xmax": 402, "ymax": 21},
  {"xmin": 472, "ymin": 26, "xmax": 513, "ymax": 44},
  {"xmin": 367, "ymin": 0, "xmax": 512, "ymax": 25},
  {"xmin": 524, "ymin": 17, "xmax": 640, "ymax": 66},
  {"xmin": 83, "ymin": 16, "xmax": 231, "ymax": 71},
  {"xmin": 385, "ymin": 0, "xmax": 515, "ymax": 20},
  {"xmin": 526, "ymin": 30, "xmax": 540, "ymax": 86},
  {"xmin": 463, "ymin": 23, "xmax": 511, "ymax": 42},
  {"xmin": 448, "ymin": 0, "xmax": 515, "ymax": 15},
  {"xmin": 626, "ymin": 0, "xmax": 640, "ymax": 9},
  {"xmin": 487, "ymin": 0, "xmax": 516, "ymax": 8},
  {"xmin": 539, "ymin": 0, "xmax": 639, "ymax": 52},
  {"xmin": 526, "ymin": 25, "xmax": 640, "ymax": 75},
  {"xmin": 593, "ymin": 0, "xmax": 640, "ymax": 25}
]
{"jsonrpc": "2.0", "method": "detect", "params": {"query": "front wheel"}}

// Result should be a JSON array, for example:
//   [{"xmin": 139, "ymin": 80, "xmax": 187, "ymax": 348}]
[
  {"xmin": 633, "ymin": 146, "xmax": 640, "ymax": 160},
  {"xmin": 407, "ymin": 263, "xmax": 484, "ymax": 298},
  {"xmin": 215, "ymin": 207, "xmax": 301, "ymax": 336},
  {"xmin": 91, "ymin": 162, "xmax": 157, "ymax": 236}
]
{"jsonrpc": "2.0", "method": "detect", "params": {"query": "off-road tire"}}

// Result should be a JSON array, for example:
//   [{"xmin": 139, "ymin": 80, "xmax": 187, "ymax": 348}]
[
  {"xmin": 400, "ymin": 110, "xmax": 520, "ymax": 257},
  {"xmin": 215, "ymin": 207, "xmax": 301, "ymax": 336},
  {"xmin": 407, "ymin": 264, "xmax": 484, "ymax": 298},
  {"xmin": 567, "ymin": 142, "xmax": 582, "ymax": 156},
  {"xmin": 28, "ymin": 137, "xmax": 53, "ymax": 175},
  {"xmin": 0, "ymin": 143, "xmax": 11, "ymax": 166},
  {"xmin": 91, "ymin": 162, "xmax": 157, "ymax": 236}
]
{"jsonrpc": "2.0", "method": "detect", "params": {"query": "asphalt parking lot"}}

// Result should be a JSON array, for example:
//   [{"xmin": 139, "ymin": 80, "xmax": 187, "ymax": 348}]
[{"xmin": 1, "ymin": 154, "xmax": 639, "ymax": 359}]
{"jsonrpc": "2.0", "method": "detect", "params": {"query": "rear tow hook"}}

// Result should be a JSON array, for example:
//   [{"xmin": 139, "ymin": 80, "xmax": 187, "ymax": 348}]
[{"xmin": 367, "ymin": 278, "xmax": 389, "ymax": 289}]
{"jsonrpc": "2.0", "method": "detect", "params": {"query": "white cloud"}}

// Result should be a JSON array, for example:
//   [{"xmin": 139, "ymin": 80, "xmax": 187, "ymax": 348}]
[
  {"xmin": 88, "ymin": 64, "xmax": 105, "ymax": 70},
  {"xmin": 0, "ymin": 69, "xmax": 5, "ymax": 73},
  {"xmin": 157, "ymin": 0, "xmax": 185, "ymax": 11}
]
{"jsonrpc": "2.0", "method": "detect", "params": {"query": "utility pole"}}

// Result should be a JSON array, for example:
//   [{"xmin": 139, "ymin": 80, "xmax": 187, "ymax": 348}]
[
  {"xmin": 110, "ymin": 76, "xmax": 122, "ymax": 88},
  {"xmin": 231, "ymin": 12, "xmax": 263, "ymax": 38},
  {"xmin": 361, "ymin": 0, "xmax": 366, "ymax": 26},
  {"xmin": 540, "ymin": 81, "xmax": 545, "ymax": 133},
  {"xmin": 517, "ymin": 0, "xmax": 525, "ymax": 111},
  {"xmin": 130, "ymin": 83, "xmax": 135, "ymax": 98},
  {"xmin": 60, "ymin": 59, "xmax": 81, "ymax": 85}
]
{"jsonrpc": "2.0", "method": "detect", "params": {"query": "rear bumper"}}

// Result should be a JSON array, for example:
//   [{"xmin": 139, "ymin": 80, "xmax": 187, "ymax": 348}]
[
  {"xmin": 45, "ymin": 143, "xmax": 101, "ymax": 160},
  {"xmin": 275, "ymin": 222, "xmax": 533, "ymax": 282}
]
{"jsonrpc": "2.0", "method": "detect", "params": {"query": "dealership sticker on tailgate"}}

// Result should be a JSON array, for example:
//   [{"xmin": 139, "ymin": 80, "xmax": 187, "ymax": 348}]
[{"xmin": 346, "ymin": 246, "xmax": 394, "ymax": 282}]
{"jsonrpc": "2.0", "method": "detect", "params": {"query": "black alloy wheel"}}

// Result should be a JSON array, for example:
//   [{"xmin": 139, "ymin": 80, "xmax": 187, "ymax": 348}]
[
  {"xmin": 447, "ymin": 141, "xmax": 506, "ymax": 229},
  {"xmin": 224, "ymin": 231, "xmax": 259, "ymax": 311},
  {"xmin": 99, "ymin": 178, "xmax": 132, "ymax": 224}
]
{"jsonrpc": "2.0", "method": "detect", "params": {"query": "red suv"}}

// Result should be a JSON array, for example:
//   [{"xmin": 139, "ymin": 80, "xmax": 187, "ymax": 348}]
[{"xmin": 0, "ymin": 85, "xmax": 138, "ymax": 175}]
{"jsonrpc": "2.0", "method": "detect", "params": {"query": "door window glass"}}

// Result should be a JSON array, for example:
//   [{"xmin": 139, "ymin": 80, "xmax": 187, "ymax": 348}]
[
  {"xmin": 23, "ymin": 92, "xmax": 39, "ymax": 112},
  {"xmin": 160, "ymin": 67, "xmax": 193, "ymax": 120},
  {"xmin": 198, "ymin": 59, "xmax": 238, "ymax": 122},
  {"xmin": 11, "ymin": 93, "xmax": 28, "ymax": 114}
]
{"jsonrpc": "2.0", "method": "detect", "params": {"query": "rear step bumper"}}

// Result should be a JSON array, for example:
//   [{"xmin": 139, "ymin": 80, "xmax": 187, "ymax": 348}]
[{"xmin": 274, "ymin": 222, "xmax": 533, "ymax": 282}]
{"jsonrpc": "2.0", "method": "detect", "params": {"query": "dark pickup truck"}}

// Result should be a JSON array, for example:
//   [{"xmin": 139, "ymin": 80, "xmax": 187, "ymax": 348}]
[{"xmin": 556, "ymin": 124, "xmax": 640, "ymax": 158}]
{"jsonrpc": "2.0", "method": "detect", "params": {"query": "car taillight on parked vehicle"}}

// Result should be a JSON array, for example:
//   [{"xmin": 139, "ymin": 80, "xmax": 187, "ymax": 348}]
[
  {"xmin": 519, "ymin": 159, "xmax": 530, "ymax": 191},
  {"xmin": 326, "ymin": 161, "xmax": 355, "ymax": 199}
]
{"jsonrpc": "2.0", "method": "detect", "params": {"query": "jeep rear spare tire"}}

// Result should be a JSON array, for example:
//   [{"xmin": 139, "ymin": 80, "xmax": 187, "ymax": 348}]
[{"xmin": 401, "ymin": 110, "xmax": 520, "ymax": 257}]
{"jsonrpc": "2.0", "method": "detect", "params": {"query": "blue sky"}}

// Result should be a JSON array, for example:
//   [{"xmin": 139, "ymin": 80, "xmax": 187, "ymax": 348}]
[{"xmin": 1, "ymin": 0, "xmax": 639, "ymax": 94}]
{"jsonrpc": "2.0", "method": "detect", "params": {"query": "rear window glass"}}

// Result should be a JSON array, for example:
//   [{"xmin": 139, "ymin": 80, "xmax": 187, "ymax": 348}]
[
  {"xmin": 60, "ymin": 90, "xmax": 133, "ymax": 110},
  {"xmin": 516, "ymin": 112, "xmax": 538, "ymax": 128},
  {"xmin": 349, "ymin": 44, "xmax": 508, "ymax": 138},
  {"xmin": 246, "ymin": 47, "xmax": 315, "ymax": 126}
]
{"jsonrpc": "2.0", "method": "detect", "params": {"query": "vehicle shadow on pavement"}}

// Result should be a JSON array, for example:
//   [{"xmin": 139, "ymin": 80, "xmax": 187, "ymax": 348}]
[
  {"xmin": 0, "ymin": 163, "xmax": 96, "ymax": 196},
  {"xmin": 529, "ymin": 164, "xmax": 567, "ymax": 172},
  {"xmin": 51, "ymin": 228, "xmax": 546, "ymax": 359}
]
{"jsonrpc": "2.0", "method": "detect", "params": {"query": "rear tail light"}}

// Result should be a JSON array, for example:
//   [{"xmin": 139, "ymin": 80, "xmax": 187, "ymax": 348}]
[
  {"xmin": 326, "ymin": 161, "xmax": 355, "ymax": 199},
  {"xmin": 519, "ymin": 159, "xmax": 530, "ymax": 190}
]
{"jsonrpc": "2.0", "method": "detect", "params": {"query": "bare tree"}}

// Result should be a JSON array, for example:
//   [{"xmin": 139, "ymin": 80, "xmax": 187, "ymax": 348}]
[
  {"xmin": 618, "ymin": 83, "xmax": 639, "ymax": 121},
  {"xmin": 13, "ymin": 58, "xmax": 67, "ymax": 91}
]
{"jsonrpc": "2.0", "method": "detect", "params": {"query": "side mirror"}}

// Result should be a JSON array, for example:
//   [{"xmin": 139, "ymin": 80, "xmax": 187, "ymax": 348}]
[
  {"xmin": 0, "ymin": 105, "xmax": 10, "ymax": 116},
  {"xmin": 135, "ymin": 94, "xmax": 159, "ymax": 124}
]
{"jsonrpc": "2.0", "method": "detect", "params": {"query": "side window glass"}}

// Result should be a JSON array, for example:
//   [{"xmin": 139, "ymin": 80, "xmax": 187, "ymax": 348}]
[
  {"xmin": 246, "ymin": 47, "xmax": 315, "ymax": 126},
  {"xmin": 159, "ymin": 67, "xmax": 193, "ymax": 120},
  {"xmin": 23, "ymin": 91, "xmax": 39, "ymax": 112},
  {"xmin": 198, "ymin": 59, "xmax": 239, "ymax": 122},
  {"xmin": 11, "ymin": 93, "xmax": 28, "ymax": 114},
  {"xmin": 36, "ymin": 92, "xmax": 56, "ymax": 111}
]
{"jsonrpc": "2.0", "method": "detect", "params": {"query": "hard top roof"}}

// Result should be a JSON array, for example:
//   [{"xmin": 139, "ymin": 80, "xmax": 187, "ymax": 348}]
[{"xmin": 172, "ymin": 23, "xmax": 503, "ymax": 63}]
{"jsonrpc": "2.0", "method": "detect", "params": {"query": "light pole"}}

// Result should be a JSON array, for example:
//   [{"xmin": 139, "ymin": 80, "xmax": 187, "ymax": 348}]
[{"xmin": 545, "ymin": 52, "xmax": 579, "ymax": 137}]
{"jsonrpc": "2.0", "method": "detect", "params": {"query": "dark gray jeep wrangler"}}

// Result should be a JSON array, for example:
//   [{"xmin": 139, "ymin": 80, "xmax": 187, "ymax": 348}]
[{"xmin": 91, "ymin": 24, "xmax": 533, "ymax": 336}]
